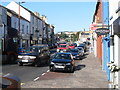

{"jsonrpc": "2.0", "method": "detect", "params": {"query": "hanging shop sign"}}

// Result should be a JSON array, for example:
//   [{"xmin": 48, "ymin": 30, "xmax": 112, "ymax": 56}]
[
  {"xmin": 90, "ymin": 23, "xmax": 108, "ymax": 31},
  {"xmin": 95, "ymin": 28, "xmax": 110, "ymax": 35}
]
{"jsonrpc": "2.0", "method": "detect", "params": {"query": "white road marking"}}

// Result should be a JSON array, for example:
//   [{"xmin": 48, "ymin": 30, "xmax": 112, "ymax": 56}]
[
  {"xmin": 47, "ymin": 70, "xmax": 49, "ymax": 72},
  {"xmin": 33, "ymin": 70, "xmax": 49, "ymax": 81},
  {"xmin": 21, "ymin": 83, "xmax": 25, "ymax": 85},
  {"xmin": 41, "ymin": 73, "xmax": 46, "ymax": 76},
  {"xmin": 33, "ymin": 77, "xmax": 40, "ymax": 81}
]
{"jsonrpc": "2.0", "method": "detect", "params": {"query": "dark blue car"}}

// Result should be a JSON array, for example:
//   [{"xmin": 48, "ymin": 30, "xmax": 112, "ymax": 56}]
[
  {"xmin": 49, "ymin": 52, "xmax": 75, "ymax": 73},
  {"xmin": 66, "ymin": 49, "xmax": 82, "ymax": 60}
]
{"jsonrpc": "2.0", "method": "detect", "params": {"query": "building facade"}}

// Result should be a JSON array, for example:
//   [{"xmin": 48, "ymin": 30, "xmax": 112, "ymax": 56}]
[
  {"xmin": 6, "ymin": 1, "xmax": 31, "ymax": 48},
  {"xmin": 109, "ymin": 0, "xmax": 120, "ymax": 88},
  {"xmin": 92, "ymin": 0, "xmax": 103, "ymax": 64},
  {"xmin": 7, "ymin": 9, "xmax": 30, "ymax": 49}
]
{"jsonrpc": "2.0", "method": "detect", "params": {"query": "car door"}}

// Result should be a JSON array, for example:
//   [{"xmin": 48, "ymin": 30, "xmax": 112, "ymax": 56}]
[
  {"xmin": 43, "ymin": 47, "xmax": 50, "ymax": 63},
  {"xmin": 37, "ymin": 47, "xmax": 44, "ymax": 64}
]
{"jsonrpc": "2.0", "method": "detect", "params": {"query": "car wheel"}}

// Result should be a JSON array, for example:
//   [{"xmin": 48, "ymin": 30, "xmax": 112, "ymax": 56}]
[
  {"xmin": 79, "ymin": 57, "xmax": 81, "ymax": 60},
  {"xmin": 69, "ymin": 66, "xmax": 74, "ymax": 73},
  {"xmin": 50, "ymin": 66, "xmax": 55, "ymax": 72},
  {"xmin": 45, "ymin": 59, "xmax": 50, "ymax": 65},
  {"xmin": 18, "ymin": 62, "xmax": 23, "ymax": 66},
  {"xmin": 34, "ymin": 62, "xmax": 41, "ymax": 67},
  {"xmin": 34, "ymin": 59, "xmax": 41, "ymax": 67},
  {"xmin": 50, "ymin": 67, "xmax": 53, "ymax": 71}
]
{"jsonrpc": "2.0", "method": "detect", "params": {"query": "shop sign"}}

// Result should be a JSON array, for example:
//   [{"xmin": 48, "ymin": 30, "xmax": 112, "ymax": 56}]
[
  {"xmin": 95, "ymin": 28, "xmax": 110, "ymax": 35},
  {"xmin": 90, "ymin": 23, "xmax": 108, "ymax": 31}
]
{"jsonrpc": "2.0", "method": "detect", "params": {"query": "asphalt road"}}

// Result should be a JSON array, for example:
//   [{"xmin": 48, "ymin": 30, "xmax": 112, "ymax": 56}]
[
  {"xmin": 2, "ymin": 49, "xmax": 57, "ymax": 83},
  {"xmin": 2, "ymin": 63, "xmax": 49, "ymax": 83},
  {"xmin": 2, "ymin": 49, "xmax": 87, "ymax": 85}
]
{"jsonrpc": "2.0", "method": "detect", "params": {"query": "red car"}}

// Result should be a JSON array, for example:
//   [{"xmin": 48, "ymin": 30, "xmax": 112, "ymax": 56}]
[
  {"xmin": 68, "ymin": 44, "xmax": 75, "ymax": 49},
  {"xmin": 57, "ymin": 44, "xmax": 68, "ymax": 52}
]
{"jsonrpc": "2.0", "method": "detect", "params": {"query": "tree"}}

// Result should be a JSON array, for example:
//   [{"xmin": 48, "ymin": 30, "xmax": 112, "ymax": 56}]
[{"xmin": 59, "ymin": 33, "xmax": 68, "ymax": 39}]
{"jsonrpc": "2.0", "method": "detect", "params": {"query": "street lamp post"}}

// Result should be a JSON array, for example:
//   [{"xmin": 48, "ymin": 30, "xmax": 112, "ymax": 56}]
[{"xmin": 18, "ymin": 1, "xmax": 25, "ymax": 48}]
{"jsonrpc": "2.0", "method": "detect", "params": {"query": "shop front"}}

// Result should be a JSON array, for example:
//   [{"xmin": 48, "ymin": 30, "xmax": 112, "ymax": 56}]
[{"xmin": 22, "ymin": 34, "xmax": 30, "ymax": 48}]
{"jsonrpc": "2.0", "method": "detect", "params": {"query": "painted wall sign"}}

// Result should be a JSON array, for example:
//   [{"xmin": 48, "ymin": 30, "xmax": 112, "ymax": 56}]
[{"xmin": 95, "ymin": 28, "xmax": 110, "ymax": 35}]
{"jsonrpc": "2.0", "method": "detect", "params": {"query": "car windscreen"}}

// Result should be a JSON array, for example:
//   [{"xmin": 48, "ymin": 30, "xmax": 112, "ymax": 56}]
[
  {"xmin": 69, "ymin": 44, "xmax": 74, "ymax": 46},
  {"xmin": 70, "ymin": 49, "xmax": 79, "ymax": 53},
  {"xmin": 59, "ymin": 45, "xmax": 67, "ymax": 48},
  {"xmin": 77, "ymin": 48, "xmax": 82, "ymax": 50},
  {"xmin": 26, "ymin": 47, "xmax": 39, "ymax": 53},
  {"xmin": 54, "ymin": 54, "xmax": 71, "ymax": 60}
]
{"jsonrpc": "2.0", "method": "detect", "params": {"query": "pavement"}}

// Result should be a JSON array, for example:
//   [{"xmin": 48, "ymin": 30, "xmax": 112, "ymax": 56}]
[{"xmin": 22, "ymin": 52, "xmax": 109, "ymax": 88}]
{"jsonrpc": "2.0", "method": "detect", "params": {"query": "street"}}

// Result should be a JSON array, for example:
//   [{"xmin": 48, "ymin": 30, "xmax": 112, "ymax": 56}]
[
  {"xmin": 2, "ymin": 63, "xmax": 49, "ymax": 83},
  {"xmin": 2, "ymin": 49, "xmax": 109, "ymax": 88},
  {"xmin": 2, "ymin": 49, "xmax": 81, "ymax": 84},
  {"xmin": 2, "ymin": 49, "xmax": 57, "ymax": 83}
]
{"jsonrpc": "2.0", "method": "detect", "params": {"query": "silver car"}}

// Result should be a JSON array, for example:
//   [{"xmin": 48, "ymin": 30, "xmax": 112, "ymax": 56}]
[{"xmin": 75, "ymin": 47, "xmax": 84, "ymax": 56}]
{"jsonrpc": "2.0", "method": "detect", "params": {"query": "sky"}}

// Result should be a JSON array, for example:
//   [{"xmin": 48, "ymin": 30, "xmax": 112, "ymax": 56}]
[{"xmin": 1, "ymin": 1, "xmax": 97, "ymax": 33}]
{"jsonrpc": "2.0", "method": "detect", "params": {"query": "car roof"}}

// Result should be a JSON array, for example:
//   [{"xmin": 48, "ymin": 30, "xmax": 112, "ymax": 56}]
[
  {"xmin": 69, "ymin": 48, "xmax": 78, "ymax": 50},
  {"xmin": 29, "ymin": 46, "xmax": 44, "ymax": 48},
  {"xmin": 33, "ymin": 44, "xmax": 48, "ymax": 46},
  {"xmin": 76, "ymin": 47, "xmax": 83, "ymax": 48}
]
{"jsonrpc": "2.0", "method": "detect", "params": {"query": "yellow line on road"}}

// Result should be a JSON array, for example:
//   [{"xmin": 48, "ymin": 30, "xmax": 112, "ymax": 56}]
[{"xmin": 21, "ymin": 83, "xmax": 25, "ymax": 85}]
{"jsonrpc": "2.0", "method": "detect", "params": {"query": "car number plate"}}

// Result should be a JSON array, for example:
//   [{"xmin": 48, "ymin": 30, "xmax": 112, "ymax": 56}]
[
  {"xmin": 55, "ymin": 65, "xmax": 64, "ymax": 68},
  {"xmin": 22, "ymin": 60, "xmax": 28, "ymax": 62}
]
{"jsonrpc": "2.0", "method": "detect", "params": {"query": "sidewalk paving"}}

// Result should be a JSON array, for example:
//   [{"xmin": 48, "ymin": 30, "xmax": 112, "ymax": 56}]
[{"xmin": 22, "ymin": 52, "xmax": 109, "ymax": 88}]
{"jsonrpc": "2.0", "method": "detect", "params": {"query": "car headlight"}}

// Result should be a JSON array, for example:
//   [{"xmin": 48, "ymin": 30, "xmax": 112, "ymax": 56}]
[
  {"xmin": 29, "ymin": 56, "xmax": 36, "ymax": 59},
  {"xmin": 73, "ymin": 56, "xmax": 76, "ymax": 58},
  {"xmin": 51, "ymin": 62, "xmax": 54, "ymax": 64},
  {"xmin": 66, "ymin": 63, "xmax": 71, "ymax": 65},
  {"xmin": 18, "ymin": 56, "xmax": 23, "ymax": 59},
  {"xmin": 57, "ymin": 49, "xmax": 59, "ymax": 52}
]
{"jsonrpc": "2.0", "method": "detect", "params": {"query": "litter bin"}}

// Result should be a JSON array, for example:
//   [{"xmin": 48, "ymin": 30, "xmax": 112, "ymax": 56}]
[{"xmin": 1, "ymin": 73, "xmax": 21, "ymax": 90}]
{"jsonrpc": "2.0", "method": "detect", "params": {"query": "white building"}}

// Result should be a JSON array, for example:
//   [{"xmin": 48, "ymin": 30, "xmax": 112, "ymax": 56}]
[
  {"xmin": 30, "ymin": 12, "xmax": 43, "ymax": 45},
  {"xmin": 6, "ymin": 1, "xmax": 43, "ymax": 47},
  {"xmin": 109, "ymin": 0, "xmax": 120, "ymax": 88},
  {"xmin": 6, "ymin": 1, "xmax": 31, "ymax": 48},
  {"xmin": 7, "ymin": 9, "xmax": 30, "ymax": 48},
  {"xmin": 6, "ymin": 1, "xmax": 54, "ymax": 47}
]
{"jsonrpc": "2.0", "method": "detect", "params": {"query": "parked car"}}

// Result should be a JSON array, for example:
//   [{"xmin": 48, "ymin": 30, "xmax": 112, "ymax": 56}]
[
  {"xmin": 75, "ymin": 47, "xmax": 84, "ymax": 56},
  {"xmin": 66, "ymin": 49, "xmax": 82, "ymax": 60},
  {"xmin": 78, "ymin": 43, "xmax": 87, "ymax": 52},
  {"xmin": 18, "ymin": 47, "xmax": 25, "ymax": 54},
  {"xmin": 83, "ymin": 41, "xmax": 91, "ymax": 46},
  {"xmin": 58, "ymin": 42, "xmax": 67, "ymax": 46},
  {"xmin": 72, "ymin": 43, "xmax": 77, "ymax": 47},
  {"xmin": 57, "ymin": 44, "xmax": 69, "ymax": 52},
  {"xmin": 68, "ymin": 44, "xmax": 75, "ymax": 49},
  {"xmin": 17, "ymin": 45, "xmax": 50, "ymax": 67},
  {"xmin": 49, "ymin": 52, "xmax": 75, "ymax": 73}
]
